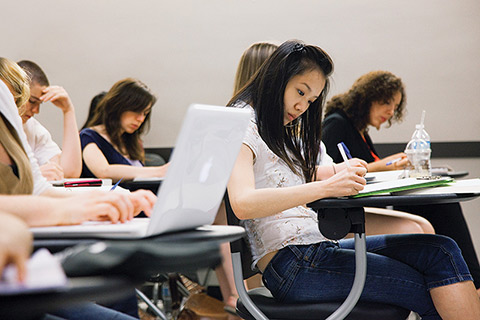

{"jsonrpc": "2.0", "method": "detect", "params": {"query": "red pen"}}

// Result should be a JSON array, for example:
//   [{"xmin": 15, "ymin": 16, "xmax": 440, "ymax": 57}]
[{"xmin": 64, "ymin": 179, "xmax": 102, "ymax": 187}]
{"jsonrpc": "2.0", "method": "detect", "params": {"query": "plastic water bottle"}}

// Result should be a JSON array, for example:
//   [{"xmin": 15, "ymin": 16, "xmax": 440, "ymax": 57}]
[
  {"xmin": 405, "ymin": 110, "xmax": 432, "ymax": 177},
  {"xmin": 405, "ymin": 137, "xmax": 431, "ymax": 178},
  {"xmin": 411, "ymin": 124, "xmax": 431, "ymax": 148},
  {"xmin": 161, "ymin": 282, "xmax": 173, "ymax": 319}
]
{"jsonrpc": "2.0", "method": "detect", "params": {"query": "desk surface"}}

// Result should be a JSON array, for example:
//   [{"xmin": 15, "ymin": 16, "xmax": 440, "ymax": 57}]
[
  {"xmin": 34, "ymin": 225, "xmax": 245, "ymax": 253},
  {"xmin": 120, "ymin": 179, "xmax": 162, "ymax": 194},
  {"xmin": 434, "ymin": 171, "xmax": 469, "ymax": 179},
  {"xmin": 308, "ymin": 192, "xmax": 480, "ymax": 209},
  {"xmin": 0, "ymin": 276, "xmax": 134, "ymax": 320},
  {"xmin": 18, "ymin": 225, "xmax": 244, "ymax": 319}
]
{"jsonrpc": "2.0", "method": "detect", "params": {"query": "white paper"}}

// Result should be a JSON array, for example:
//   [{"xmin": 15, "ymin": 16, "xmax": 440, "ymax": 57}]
[
  {"xmin": 0, "ymin": 249, "xmax": 68, "ymax": 295},
  {"xmin": 398, "ymin": 179, "xmax": 480, "ymax": 195},
  {"xmin": 365, "ymin": 170, "xmax": 406, "ymax": 183}
]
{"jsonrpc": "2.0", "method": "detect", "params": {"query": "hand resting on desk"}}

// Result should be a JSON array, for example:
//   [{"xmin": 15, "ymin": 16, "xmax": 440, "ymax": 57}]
[
  {"xmin": 0, "ymin": 212, "xmax": 32, "ymax": 282},
  {"xmin": 43, "ymin": 189, "xmax": 157, "ymax": 226}
]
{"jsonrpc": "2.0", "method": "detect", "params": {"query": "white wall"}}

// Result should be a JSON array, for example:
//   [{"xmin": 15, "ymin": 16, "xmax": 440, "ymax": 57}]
[
  {"xmin": 3, "ymin": 0, "xmax": 479, "ymax": 247},
  {"xmin": 3, "ymin": 0, "xmax": 479, "ymax": 146}
]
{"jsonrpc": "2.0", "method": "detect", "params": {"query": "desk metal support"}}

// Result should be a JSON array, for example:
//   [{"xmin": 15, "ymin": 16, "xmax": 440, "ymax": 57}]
[
  {"xmin": 326, "ymin": 233, "xmax": 367, "ymax": 320},
  {"xmin": 315, "ymin": 206, "xmax": 367, "ymax": 320},
  {"xmin": 136, "ymin": 288, "xmax": 168, "ymax": 320}
]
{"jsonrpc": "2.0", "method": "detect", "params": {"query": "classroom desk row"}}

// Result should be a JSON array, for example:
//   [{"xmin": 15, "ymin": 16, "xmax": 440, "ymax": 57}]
[{"xmin": 5, "ymin": 176, "xmax": 478, "ymax": 320}]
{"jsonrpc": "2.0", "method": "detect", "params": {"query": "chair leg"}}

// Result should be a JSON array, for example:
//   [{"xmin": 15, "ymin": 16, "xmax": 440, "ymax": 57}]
[
  {"xmin": 136, "ymin": 288, "xmax": 168, "ymax": 320},
  {"xmin": 232, "ymin": 252, "xmax": 269, "ymax": 320}
]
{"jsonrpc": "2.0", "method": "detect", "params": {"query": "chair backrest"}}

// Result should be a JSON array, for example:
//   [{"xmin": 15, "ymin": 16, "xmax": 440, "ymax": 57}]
[{"xmin": 224, "ymin": 192, "xmax": 259, "ymax": 280}]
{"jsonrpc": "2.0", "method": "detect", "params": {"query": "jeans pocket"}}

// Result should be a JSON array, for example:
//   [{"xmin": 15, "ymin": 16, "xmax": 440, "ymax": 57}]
[
  {"xmin": 262, "ymin": 257, "xmax": 285, "ymax": 299},
  {"xmin": 263, "ymin": 247, "xmax": 304, "ymax": 302}
]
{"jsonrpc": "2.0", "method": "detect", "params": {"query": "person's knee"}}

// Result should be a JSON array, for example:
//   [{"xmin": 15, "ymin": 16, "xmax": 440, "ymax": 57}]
[
  {"xmin": 395, "ymin": 219, "xmax": 426, "ymax": 234},
  {"xmin": 418, "ymin": 234, "xmax": 462, "ymax": 256},
  {"xmin": 419, "ymin": 220, "xmax": 435, "ymax": 234},
  {"xmin": 436, "ymin": 234, "xmax": 462, "ymax": 253},
  {"xmin": 415, "ymin": 218, "xmax": 435, "ymax": 234}
]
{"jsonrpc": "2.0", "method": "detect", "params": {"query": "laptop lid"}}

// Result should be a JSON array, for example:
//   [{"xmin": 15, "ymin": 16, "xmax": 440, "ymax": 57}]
[
  {"xmin": 30, "ymin": 104, "xmax": 250, "ymax": 239},
  {"xmin": 146, "ymin": 103, "xmax": 250, "ymax": 236}
]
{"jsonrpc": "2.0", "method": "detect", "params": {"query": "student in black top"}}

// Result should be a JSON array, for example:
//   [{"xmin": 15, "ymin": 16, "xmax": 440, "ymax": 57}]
[{"xmin": 322, "ymin": 70, "xmax": 480, "ymax": 292}]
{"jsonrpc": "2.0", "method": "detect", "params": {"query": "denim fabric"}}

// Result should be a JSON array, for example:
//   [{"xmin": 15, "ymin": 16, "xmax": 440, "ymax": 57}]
[
  {"xmin": 262, "ymin": 234, "xmax": 472, "ymax": 320},
  {"xmin": 48, "ymin": 302, "xmax": 138, "ymax": 320}
]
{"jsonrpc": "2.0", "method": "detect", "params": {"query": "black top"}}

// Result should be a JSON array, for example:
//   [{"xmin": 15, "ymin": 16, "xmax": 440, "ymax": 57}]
[
  {"xmin": 322, "ymin": 109, "xmax": 378, "ymax": 163},
  {"xmin": 79, "ymin": 128, "xmax": 144, "ymax": 178}
]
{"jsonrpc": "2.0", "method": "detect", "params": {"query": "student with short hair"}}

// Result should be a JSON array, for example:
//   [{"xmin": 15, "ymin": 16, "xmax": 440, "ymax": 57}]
[{"xmin": 17, "ymin": 60, "xmax": 82, "ymax": 181}]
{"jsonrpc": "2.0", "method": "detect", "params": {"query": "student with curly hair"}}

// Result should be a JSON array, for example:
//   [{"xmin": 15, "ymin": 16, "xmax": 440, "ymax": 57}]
[{"xmin": 322, "ymin": 70, "xmax": 480, "ymax": 294}]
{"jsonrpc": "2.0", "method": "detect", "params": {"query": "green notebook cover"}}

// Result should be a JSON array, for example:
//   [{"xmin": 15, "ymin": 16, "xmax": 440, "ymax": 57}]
[{"xmin": 352, "ymin": 177, "xmax": 453, "ymax": 198}]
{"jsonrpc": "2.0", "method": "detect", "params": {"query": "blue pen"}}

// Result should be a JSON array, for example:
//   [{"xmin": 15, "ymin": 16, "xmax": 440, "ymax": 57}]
[
  {"xmin": 110, "ymin": 178, "xmax": 123, "ymax": 191},
  {"xmin": 386, "ymin": 157, "xmax": 403, "ymax": 166},
  {"xmin": 337, "ymin": 142, "xmax": 352, "ymax": 168},
  {"xmin": 340, "ymin": 142, "xmax": 352, "ymax": 159}
]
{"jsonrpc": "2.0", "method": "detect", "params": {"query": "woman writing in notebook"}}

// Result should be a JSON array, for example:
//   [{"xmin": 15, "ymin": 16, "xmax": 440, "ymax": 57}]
[
  {"xmin": 322, "ymin": 71, "xmax": 409, "ymax": 171},
  {"xmin": 81, "ymin": 78, "xmax": 169, "ymax": 181},
  {"xmin": 321, "ymin": 70, "xmax": 480, "ymax": 294},
  {"xmin": 227, "ymin": 40, "xmax": 480, "ymax": 318}
]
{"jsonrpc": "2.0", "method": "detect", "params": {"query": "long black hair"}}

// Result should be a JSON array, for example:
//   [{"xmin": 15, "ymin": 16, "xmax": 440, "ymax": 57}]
[{"xmin": 228, "ymin": 40, "xmax": 334, "ymax": 182}]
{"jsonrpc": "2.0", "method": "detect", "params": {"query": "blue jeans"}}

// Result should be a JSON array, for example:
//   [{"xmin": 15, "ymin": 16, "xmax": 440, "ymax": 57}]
[
  {"xmin": 262, "ymin": 234, "xmax": 472, "ymax": 320},
  {"xmin": 45, "ymin": 302, "xmax": 138, "ymax": 320}
]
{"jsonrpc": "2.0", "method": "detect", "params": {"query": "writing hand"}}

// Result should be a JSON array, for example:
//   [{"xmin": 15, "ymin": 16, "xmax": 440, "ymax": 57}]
[
  {"xmin": 40, "ymin": 161, "xmax": 64, "ymax": 181},
  {"xmin": 323, "ymin": 166, "xmax": 367, "ymax": 197},
  {"xmin": 384, "ymin": 153, "xmax": 409, "ymax": 170}
]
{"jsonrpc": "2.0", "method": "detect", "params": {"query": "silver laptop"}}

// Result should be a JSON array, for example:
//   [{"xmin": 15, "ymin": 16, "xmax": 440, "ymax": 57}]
[{"xmin": 31, "ymin": 104, "xmax": 251, "ymax": 239}]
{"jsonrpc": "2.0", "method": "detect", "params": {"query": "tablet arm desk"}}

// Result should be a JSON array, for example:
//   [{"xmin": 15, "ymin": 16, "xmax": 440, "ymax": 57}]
[{"xmin": 307, "ymin": 192, "xmax": 480, "ymax": 320}]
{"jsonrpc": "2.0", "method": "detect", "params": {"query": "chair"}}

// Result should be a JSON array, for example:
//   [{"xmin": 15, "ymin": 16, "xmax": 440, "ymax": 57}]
[{"xmin": 224, "ymin": 193, "xmax": 411, "ymax": 320}]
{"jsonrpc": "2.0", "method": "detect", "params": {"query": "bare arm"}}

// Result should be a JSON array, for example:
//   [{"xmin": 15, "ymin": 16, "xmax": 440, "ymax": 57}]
[
  {"xmin": 40, "ymin": 86, "xmax": 82, "ymax": 178},
  {"xmin": 227, "ymin": 144, "xmax": 367, "ymax": 220},
  {"xmin": 39, "ymin": 155, "xmax": 64, "ymax": 181},
  {"xmin": 82, "ymin": 142, "xmax": 169, "ymax": 181},
  {"xmin": 366, "ymin": 152, "xmax": 409, "ymax": 172},
  {"xmin": 0, "ymin": 190, "xmax": 156, "ymax": 227}
]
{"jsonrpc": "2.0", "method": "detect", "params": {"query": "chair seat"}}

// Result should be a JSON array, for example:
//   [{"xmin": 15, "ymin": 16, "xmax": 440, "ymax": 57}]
[{"xmin": 237, "ymin": 287, "xmax": 410, "ymax": 320}]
